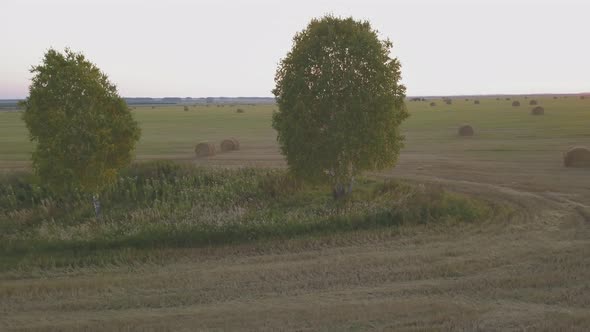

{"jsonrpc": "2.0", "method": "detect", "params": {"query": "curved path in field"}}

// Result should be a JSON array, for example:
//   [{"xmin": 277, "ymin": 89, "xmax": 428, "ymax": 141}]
[{"xmin": 2, "ymin": 152, "xmax": 589, "ymax": 331}]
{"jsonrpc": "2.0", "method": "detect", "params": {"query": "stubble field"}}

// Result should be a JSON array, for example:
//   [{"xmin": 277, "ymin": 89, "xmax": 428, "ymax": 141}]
[{"xmin": 1, "ymin": 96, "xmax": 589, "ymax": 331}]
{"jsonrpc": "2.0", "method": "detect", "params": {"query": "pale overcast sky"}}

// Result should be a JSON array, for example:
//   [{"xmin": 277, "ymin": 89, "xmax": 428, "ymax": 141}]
[{"xmin": 1, "ymin": 0, "xmax": 588, "ymax": 98}]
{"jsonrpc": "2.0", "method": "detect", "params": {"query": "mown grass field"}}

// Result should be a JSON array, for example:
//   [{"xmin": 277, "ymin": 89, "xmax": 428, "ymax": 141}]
[
  {"xmin": 1, "ymin": 96, "xmax": 589, "ymax": 331},
  {"xmin": 1, "ymin": 96, "xmax": 588, "ymax": 168}
]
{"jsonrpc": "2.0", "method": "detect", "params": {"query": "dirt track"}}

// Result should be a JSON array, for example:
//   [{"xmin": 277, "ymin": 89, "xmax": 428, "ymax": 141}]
[{"xmin": 2, "ymin": 150, "xmax": 590, "ymax": 331}]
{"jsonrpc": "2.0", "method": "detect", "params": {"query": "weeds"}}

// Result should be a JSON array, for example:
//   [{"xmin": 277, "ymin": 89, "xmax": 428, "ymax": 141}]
[{"xmin": 0, "ymin": 161, "xmax": 491, "ymax": 270}]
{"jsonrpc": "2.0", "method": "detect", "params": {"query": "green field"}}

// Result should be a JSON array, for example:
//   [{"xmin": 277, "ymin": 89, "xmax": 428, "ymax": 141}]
[{"xmin": 1, "ymin": 96, "xmax": 588, "ymax": 169}]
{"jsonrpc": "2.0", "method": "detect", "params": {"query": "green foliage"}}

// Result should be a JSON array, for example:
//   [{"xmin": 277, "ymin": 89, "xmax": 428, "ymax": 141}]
[
  {"xmin": 272, "ymin": 15, "xmax": 408, "ymax": 189},
  {"xmin": 21, "ymin": 48, "xmax": 141, "ymax": 194},
  {"xmin": 0, "ymin": 162, "xmax": 492, "ymax": 270}
]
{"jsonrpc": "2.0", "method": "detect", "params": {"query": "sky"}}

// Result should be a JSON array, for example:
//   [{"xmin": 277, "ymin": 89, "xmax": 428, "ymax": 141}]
[{"xmin": 1, "ymin": 0, "xmax": 588, "ymax": 98}]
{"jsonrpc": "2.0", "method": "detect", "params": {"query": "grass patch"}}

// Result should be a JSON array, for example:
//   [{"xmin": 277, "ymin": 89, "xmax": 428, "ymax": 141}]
[{"xmin": 0, "ymin": 161, "xmax": 492, "ymax": 271}]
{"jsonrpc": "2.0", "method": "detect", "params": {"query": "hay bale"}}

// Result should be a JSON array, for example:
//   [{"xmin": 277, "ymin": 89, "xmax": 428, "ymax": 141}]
[
  {"xmin": 220, "ymin": 138, "xmax": 240, "ymax": 152},
  {"xmin": 529, "ymin": 100, "xmax": 538, "ymax": 106},
  {"xmin": 236, "ymin": 108, "xmax": 245, "ymax": 113},
  {"xmin": 531, "ymin": 106, "xmax": 544, "ymax": 115},
  {"xmin": 458, "ymin": 124, "xmax": 474, "ymax": 137},
  {"xmin": 505, "ymin": 97, "xmax": 511, "ymax": 101},
  {"xmin": 563, "ymin": 147, "xmax": 590, "ymax": 168},
  {"xmin": 429, "ymin": 102, "xmax": 437, "ymax": 107},
  {"xmin": 474, "ymin": 100, "xmax": 480, "ymax": 105},
  {"xmin": 445, "ymin": 99, "xmax": 452, "ymax": 105},
  {"xmin": 195, "ymin": 142, "xmax": 216, "ymax": 158},
  {"xmin": 581, "ymin": 96, "xmax": 586, "ymax": 100},
  {"xmin": 512, "ymin": 101, "xmax": 521, "ymax": 107}
]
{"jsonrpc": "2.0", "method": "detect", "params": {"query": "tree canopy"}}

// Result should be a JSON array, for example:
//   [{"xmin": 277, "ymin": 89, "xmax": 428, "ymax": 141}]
[
  {"xmin": 272, "ymin": 15, "xmax": 408, "ymax": 196},
  {"xmin": 22, "ymin": 48, "xmax": 141, "ymax": 194}
]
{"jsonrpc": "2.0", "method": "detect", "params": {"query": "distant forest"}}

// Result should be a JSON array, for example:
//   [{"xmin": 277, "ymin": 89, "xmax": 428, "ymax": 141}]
[
  {"xmin": 0, "ymin": 97, "xmax": 276, "ymax": 109},
  {"xmin": 124, "ymin": 97, "xmax": 276, "ymax": 105},
  {"xmin": 2, "ymin": 94, "xmax": 588, "ymax": 110}
]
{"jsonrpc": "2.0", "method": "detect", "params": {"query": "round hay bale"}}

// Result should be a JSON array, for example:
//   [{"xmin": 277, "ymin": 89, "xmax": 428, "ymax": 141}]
[
  {"xmin": 220, "ymin": 138, "xmax": 240, "ymax": 152},
  {"xmin": 505, "ymin": 97, "xmax": 511, "ymax": 101},
  {"xmin": 564, "ymin": 147, "xmax": 590, "ymax": 168},
  {"xmin": 195, "ymin": 142, "xmax": 216, "ymax": 158},
  {"xmin": 512, "ymin": 101, "xmax": 520, "ymax": 107},
  {"xmin": 581, "ymin": 96, "xmax": 586, "ymax": 100},
  {"xmin": 474, "ymin": 100, "xmax": 480, "ymax": 105},
  {"xmin": 445, "ymin": 99, "xmax": 452, "ymax": 105},
  {"xmin": 531, "ymin": 106, "xmax": 544, "ymax": 115},
  {"xmin": 458, "ymin": 124, "xmax": 474, "ymax": 137},
  {"xmin": 229, "ymin": 137, "xmax": 240, "ymax": 150},
  {"xmin": 429, "ymin": 102, "xmax": 436, "ymax": 107},
  {"xmin": 529, "ymin": 100, "xmax": 538, "ymax": 106},
  {"xmin": 236, "ymin": 108, "xmax": 245, "ymax": 113}
]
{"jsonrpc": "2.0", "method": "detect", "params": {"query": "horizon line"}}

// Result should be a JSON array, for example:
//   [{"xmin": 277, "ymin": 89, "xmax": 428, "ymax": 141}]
[{"xmin": 1, "ymin": 91, "xmax": 589, "ymax": 101}]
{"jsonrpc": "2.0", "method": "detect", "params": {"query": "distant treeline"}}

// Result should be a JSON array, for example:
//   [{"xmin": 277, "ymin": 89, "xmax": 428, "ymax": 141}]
[
  {"xmin": 0, "ymin": 100, "xmax": 20, "ymax": 109},
  {"xmin": 125, "ymin": 97, "xmax": 276, "ymax": 105},
  {"xmin": 407, "ymin": 93, "xmax": 589, "ymax": 100},
  {"xmin": 3, "ymin": 93, "xmax": 587, "ymax": 108},
  {"xmin": 0, "ymin": 97, "xmax": 277, "ymax": 108}
]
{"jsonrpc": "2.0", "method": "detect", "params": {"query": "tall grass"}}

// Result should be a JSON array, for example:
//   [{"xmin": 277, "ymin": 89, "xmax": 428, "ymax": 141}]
[{"xmin": 0, "ymin": 161, "xmax": 491, "ymax": 270}]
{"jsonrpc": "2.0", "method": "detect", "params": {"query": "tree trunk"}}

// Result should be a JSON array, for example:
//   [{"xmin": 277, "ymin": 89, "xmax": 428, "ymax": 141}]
[
  {"xmin": 332, "ymin": 178, "xmax": 354, "ymax": 200},
  {"xmin": 92, "ymin": 193, "xmax": 101, "ymax": 218}
]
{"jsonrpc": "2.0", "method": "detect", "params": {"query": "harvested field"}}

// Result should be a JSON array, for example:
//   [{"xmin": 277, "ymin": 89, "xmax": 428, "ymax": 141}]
[{"xmin": 1, "ymin": 97, "xmax": 589, "ymax": 331}]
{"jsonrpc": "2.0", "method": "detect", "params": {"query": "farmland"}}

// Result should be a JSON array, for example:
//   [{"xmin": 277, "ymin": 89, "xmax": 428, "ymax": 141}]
[
  {"xmin": 1, "ymin": 97, "xmax": 588, "ymax": 169},
  {"xmin": 1, "ymin": 96, "xmax": 590, "ymax": 331}
]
